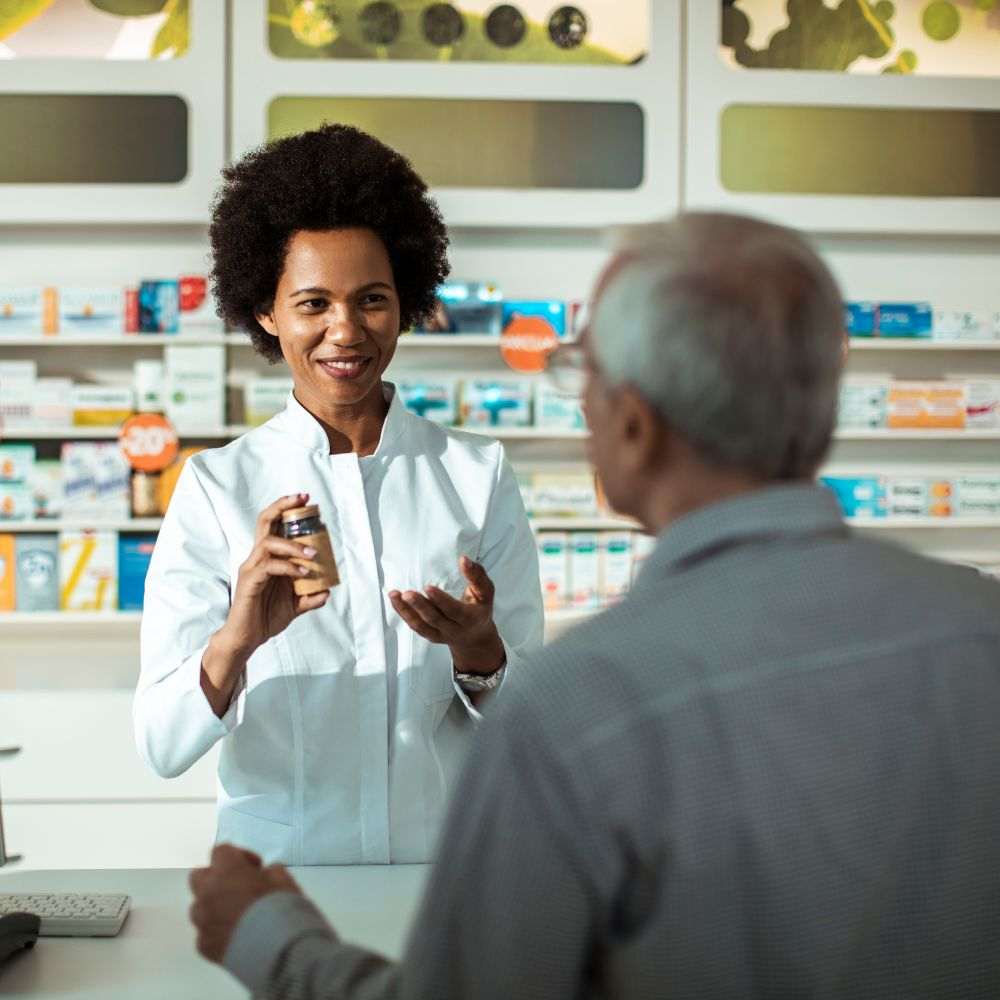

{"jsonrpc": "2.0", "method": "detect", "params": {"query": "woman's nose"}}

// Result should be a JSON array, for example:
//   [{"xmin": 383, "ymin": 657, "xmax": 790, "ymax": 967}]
[{"xmin": 323, "ymin": 305, "xmax": 363, "ymax": 345}]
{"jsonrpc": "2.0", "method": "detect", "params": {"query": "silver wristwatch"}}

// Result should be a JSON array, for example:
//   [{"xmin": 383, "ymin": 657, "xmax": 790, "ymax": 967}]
[{"xmin": 454, "ymin": 661, "xmax": 506, "ymax": 694}]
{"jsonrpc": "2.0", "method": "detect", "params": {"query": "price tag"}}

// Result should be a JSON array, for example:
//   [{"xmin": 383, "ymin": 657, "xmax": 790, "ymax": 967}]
[
  {"xmin": 118, "ymin": 413, "xmax": 179, "ymax": 473},
  {"xmin": 500, "ymin": 316, "xmax": 560, "ymax": 374}
]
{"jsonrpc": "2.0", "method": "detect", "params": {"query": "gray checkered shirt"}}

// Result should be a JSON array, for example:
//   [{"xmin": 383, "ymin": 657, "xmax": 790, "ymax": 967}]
[{"xmin": 225, "ymin": 484, "xmax": 1000, "ymax": 999}]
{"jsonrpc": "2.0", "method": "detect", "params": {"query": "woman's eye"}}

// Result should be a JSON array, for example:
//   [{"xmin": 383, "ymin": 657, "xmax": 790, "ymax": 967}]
[
  {"xmin": 299, "ymin": 299, "xmax": 325, "ymax": 309},
  {"xmin": 361, "ymin": 294, "xmax": 387, "ymax": 306}
]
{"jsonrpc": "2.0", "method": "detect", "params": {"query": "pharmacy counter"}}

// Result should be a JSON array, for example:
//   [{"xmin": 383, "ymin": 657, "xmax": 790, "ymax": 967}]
[{"xmin": 0, "ymin": 864, "xmax": 428, "ymax": 998}]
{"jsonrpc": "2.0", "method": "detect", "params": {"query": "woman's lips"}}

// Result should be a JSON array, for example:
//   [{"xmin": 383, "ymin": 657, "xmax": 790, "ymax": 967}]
[{"xmin": 317, "ymin": 357, "xmax": 372, "ymax": 381}]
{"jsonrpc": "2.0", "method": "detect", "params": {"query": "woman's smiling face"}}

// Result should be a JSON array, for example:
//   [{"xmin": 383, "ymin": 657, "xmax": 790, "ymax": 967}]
[{"xmin": 256, "ymin": 227, "xmax": 402, "ymax": 420}]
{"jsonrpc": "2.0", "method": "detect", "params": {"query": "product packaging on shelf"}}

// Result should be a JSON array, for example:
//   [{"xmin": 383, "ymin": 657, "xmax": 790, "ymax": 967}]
[
  {"xmin": 58, "ymin": 288, "xmax": 124, "ymax": 335},
  {"xmin": 954, "ymin": 475, "xmax": 1000, "ymax": 518},
  {"xmin": 31, "ymin": 460, "xmax": 63, "ymax": 519},
  {"xmin": 876, "ymin": 302, "xmax": 932, "ymax": 338},
  {"xmin": 821, "ymin": 476, "xmax": 888, "ymax": 518},
  {"xmin": 838, "ymin": 380, "xmax": 888, "ymax": 430},
  {"xmin": 165, "ymin": 344, "xmax": 226, "ymax": 427},
  {"xmin": 600, "ymin": 532, "xmax": 633, "ymax": 606},
  {"xmin": 569, "ymin": 532, "xmax": 600, "ymax": 610},
  {"xmin": 526, "ymin": 472, "xmax": 599, "ymax": 517},
  {"xmin": 243, "ymin": 379, "xmax": 293, "ymax": 426},
  {"xmin": 0, "ymin": 535, "xmax": 14, "ymax": 610},
  {"xmin": 0, "ymin": 360, "xmax": 37, "ymax": 429},
  {"xmin": 630, "ymin": 533, "xmax": 657, "ymax": 585},
  {"xmin": 61, "ymin": 443, "xmax": 128, "ymax": 519},
  {"xmin": 396, "ymin": 379, "xmax": 458, "ymax": 424},
  {"xmin": 119, "ymin": 534, "xmax": 157, "ymax": 611},
  {"xmin": 0, "ymin": 444, "xmax": 35, "ymax": 484},
  {"xmin": 965, "ymin": 381, "xmax": 1000, "ymax": 428},
  {"xmin": 14, "ymin": 534, "xmax": 59, "ymax": 612},
  {"xmin": 72, "ymin": 385, "xmax": 135, "ymax": 426},
  {"xmin": 888, "ymin": 380, "xmax": 967, "ymax": 430},
  {"xmin": 157, "ymin": 447, "xmax": 204, "ymax": 514},
  {"xmin": 179, "ymin": 275, "xmax": 223, "ymax": 333},
  {"xmin": 460, "ymin": 379, "xmax": 532, "ymax": 427},
  {"xmin": 415, "ymin": 281, "xmax": 502, "ymax": 335},
  {"xmin": 501, "ymin": 301, "xmax": 566, "ymax": 338},
  {"xmin": 0, "ymin": 484, "xmax": 32, "ymax": 520},
  {"xmin": 33, "ymin": 377, "xmax": 73, "ymax": 427},
  {"xmin": 934, "ymin": 311, "xmax": 994, "ymax": 341},
  {"xmin": 134, "ymin": 360, "xmax": 166, "ymax": 413},
  {"xmin": 59, "ymin": 529, "xmax": 118, "ymax": 611},
  {"xmin": 0, "ymin": 288, "xmax": 54, "ymax": 335},
  {"xmin": 534, "ymin": 380, "xmax": 584, "ymax": 430},
  {"xmin": 844, "ymin": 302, "xmax": 877, "ymax": 337},
  {"xmin": 139, "ymin": 280, "xmax": 180, "ymax": 334},
  {"xmin": 536, "ymin": 531, "xmax": 569, "ymax": 611}
]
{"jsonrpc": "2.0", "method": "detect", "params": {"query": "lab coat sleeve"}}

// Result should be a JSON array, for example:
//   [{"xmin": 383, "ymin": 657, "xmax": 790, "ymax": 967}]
[
  {"xmin": 466, "ymin": 449, "xmax": 544, "ymax": 700},
  {"xmin": 134, "ymin": 460, "xmax": 241, "ymax": 778}
]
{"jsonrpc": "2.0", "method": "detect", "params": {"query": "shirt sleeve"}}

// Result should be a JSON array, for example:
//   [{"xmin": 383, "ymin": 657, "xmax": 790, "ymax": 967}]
[
  {"xmin": 133, "ymin": 460, "xmax": 242, "ymax": 778},
  {"xmin": 223, "ymin": 689, "xmax": 602, "ymax": 1000}
]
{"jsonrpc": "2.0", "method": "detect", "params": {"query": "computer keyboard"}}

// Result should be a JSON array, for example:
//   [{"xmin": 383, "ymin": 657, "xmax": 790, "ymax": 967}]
[{"xmin": 0, "ymin": 892, "xmax": 131, "ymax": 937}]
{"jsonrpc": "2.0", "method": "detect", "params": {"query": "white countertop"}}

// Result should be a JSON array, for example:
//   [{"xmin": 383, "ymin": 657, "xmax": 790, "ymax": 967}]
[{"xmin": 0, "ymin": 864, "xmax": 429, "ymax": 998}]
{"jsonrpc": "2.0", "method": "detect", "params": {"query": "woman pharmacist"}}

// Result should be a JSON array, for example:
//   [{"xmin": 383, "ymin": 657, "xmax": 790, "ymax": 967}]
[{"xmin": 134, "ymin": 124, "xmax": 543, "ymax": 865}]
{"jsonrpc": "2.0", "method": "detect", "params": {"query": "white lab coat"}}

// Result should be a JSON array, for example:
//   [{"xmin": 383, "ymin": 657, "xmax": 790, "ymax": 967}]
[{"xmin": 134, "ymin": 385, "xmax": 543, "ymax": 864}]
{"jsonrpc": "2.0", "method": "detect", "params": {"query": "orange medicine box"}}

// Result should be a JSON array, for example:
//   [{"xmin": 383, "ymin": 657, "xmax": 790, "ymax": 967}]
[
  {"xmin": 888, "ymin": 380, "xmax": 967, "ymax": 430},
  {"xmin": 0, "ymin": 534, "xmax": 15, "ymax": 610}
]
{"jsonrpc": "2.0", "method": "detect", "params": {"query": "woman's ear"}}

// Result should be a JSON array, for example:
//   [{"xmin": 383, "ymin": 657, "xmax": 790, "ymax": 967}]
[{"xmin": 256, "ymin": 309, "xmax": 278, "ymax": 338}]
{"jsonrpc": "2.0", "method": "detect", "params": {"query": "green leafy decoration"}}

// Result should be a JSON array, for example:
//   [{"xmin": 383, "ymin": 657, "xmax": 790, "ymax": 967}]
[
  {"xmin": 151, "ymin": 0, "xmax": 187, "ymax": 58},
  {"xmin": 723, "ymin": 0, "xmax": 896, "ymax": 71},
  {"xmin": 88, "ymin": 0, "xmax": 167, "ymax": 13},
  {"xmin": 881, "ymin": 46, "xmax": 917, "ymax": 70},
  {"xmin": 268, "ymin": 0, "xmax": 629, "ymax": 64},
  {"xmin": 0, "ymin": 0, "xmax": 56, "ymax": 43},
  {"xmin": 922, "ymin": 1, "xmax": 960, "ymax": 40}
]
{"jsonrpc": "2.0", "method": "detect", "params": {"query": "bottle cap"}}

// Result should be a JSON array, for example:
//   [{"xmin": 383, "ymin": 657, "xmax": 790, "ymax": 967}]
[{"xmin": 281, "ymin": 504, "xmax": 320, "ymax": 523}]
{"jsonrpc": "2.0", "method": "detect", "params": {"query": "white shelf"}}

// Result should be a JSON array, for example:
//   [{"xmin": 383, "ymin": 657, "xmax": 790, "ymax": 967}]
[
  {"xmin": 1, "ymin": 425, "xmax": 241, "ymax": 440},
  {"xmin": 847, "ymin": 518, "xmax": 1000, "ymax": 529},
  {"xmin": 835, "ymin": 429, "xmax": 1000, "ymax": 441},
  {"xmin": 0, "ymin": 519, "xmax": 162, "ymax": 533},
  {"xmin": 848, "ymin": 339, "xmax": 1000, "ymax": 351},
  {"xmin": 0, "ymin": 612, "xmax": 142, "ymax": 630},
  {"xmin": 528, "ymin": 517, "xmax": 639, "ymax": 531},
  {"xmin": 0, "ymin": 334, "xmax": 242, "ymax": 347}
]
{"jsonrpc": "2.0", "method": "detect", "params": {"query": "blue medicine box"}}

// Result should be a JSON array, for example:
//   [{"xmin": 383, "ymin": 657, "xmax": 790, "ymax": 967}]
[
  {"xmin": 820, "ymin": 476, "xmax": 887, "ymax": 519},
  {"xmin": 501, "ymin": 300, "xmax": 566, "ymax": 338},
  {"xmin": 844, "ymin": 302, "xmax": 877, "ymax": 337},
  {"xmin": 118, "ymin": 534, "xmax": 157, "ymax": 611},
  {"xmin": 877, "ymin": 302, "xmax": 932, "ymax": 338}
]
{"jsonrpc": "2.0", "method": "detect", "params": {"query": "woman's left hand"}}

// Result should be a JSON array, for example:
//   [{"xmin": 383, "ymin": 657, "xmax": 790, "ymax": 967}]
[{"xmin": 390, "ymin": 555, "xmax": 505, "ymax": 675}]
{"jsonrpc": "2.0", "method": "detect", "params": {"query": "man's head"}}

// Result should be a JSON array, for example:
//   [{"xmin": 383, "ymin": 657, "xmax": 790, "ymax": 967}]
[{"xmin": 582, "ymin": 212, "xmax": 845, "ymax": 529}]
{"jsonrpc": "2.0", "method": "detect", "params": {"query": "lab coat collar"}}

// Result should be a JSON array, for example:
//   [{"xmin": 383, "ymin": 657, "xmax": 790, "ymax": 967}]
[{"xmin": 278, "ymin": 382, "xmax": 408, "ymax": 456}]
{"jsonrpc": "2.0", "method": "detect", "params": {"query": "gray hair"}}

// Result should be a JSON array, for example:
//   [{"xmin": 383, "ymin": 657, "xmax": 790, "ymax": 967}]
[{"xmin": 590, "ymin": 212, "xmax": 844, "ymax": 480}]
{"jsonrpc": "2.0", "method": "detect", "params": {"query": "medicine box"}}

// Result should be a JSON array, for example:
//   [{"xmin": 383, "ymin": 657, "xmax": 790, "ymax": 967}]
[
  {"xmin": 0, "ymin": 484, "xmax": 32, "ymax": 520},
  {"xmin": 165, "ymin": 344, "xmax": 226, "ymax": 428},
  {"xmin": 502, "ymin": 301, "xmax": 566, "ymax": 339},
  {"xmin": 954, "ymin": 475, "xmax": 1000, "ymax": 518},
  {"xmin": 33, "ymin": 377, "xmax": 73, "ymax": 427},
  {"xmin": 536, "ymin": 531, "xmax": 568, "ymax": 611},
  {"xmin": 821, "ymin": 476, "xmax": 887, "ymax": 519},
  {"xmin": 885, "ymin": 478, "xmax": 933, "ymax": 518},
  {"xmin": 0, "ymin": 444, "xmax": 35, "ymax": 484},
  {"xmin": 119, "ymin": 534, "xmax": 157, "ymax": 611},
  {"xmin": 0, "ymin": 360, "xmax": 37, "ymax": 429},
  {"xmin": 94, "ymin": 443, "xmax": 131, "ymax": 519},
  {"xmin": 179, "ymin": 275, "xmax": 223, "ymax": 333},
  {"xmin": 600, "ymin": 532, "xmax": 632, "ymax": 606},
  {"xmin": 72, "ymin": 385, "xmax": 134, "ymax": 426},
  {"xmin": 934, "ymin": 311, "xmax": 993, "ymax": 341},
  {"xmin": 877, "ymin": 302, "xmax": 932, "ymax": 338},
  {"xmin": 0, "ymin": 535, "xmax": 14, "ymax": 610},
  {"xmin": 31, "ymin": 460, "xmax": 63, "ymax": 520},
  {"xmin": 534, "ymin": 380, "xmax": 584, "ymax": 430},
  {"xmin": 140, "ymin": 280, "xmax": 180, "ymax": 334},
  {"xmin": 59, "ymin": 288, "xmax": 123, "ymax": 335},
  {"xmin": 15, "ymin": 534, "xmax": 59, "ymax": 612},
  {"xmin": 0, "ymin": 288, "xmax": 52, "ymax": 335},
  {"xmin": 888, "ymin": 380, "xmax": 966, "ymax": 430},
  {"xmin": 844, "ymin": 302, "xmax": 877, "ymax": 337},
  {"xmin": 460, "ymin": 379, "xmax": 532, "ymax": 428},
  {"xmin": 396, "ymin": 380, "xmax": 458, "ymax": 425},
  {"xmin": 569, "ymin": 532, "xmax": 600, "ymax": 610},
  {"xmin": 527, "ymin": 472, "xmax": 599, "ymax": 518},
  {"xmin": 965, "ymin": 381, "xmax": 1000, "ymax": 428},
  {"xmin": 61, "ymin": 443, "xmax": 98, "ymax": 516},
  {"xmin": 244, "ymin": 378, "xmax": 293, "ymax": 426},
  {"xmin": 838, "ymin": 381, "xmax": 888, "ymax": 430},
  {"xmin": 59, "ymin": 530, "xmax": 118, "ymax": 611},
  {"xmin": 417, "ymin": 281, "xmax": 502, "ymax": 335}
]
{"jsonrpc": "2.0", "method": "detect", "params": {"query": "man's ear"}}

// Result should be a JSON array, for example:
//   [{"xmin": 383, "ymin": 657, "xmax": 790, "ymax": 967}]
[
  {"xmin": 615, "ymin": 385, "xmax": 667, "ymax": 477},
  {"xmin": 256, "ymin": 308, "xmax": 278, "ymax": 338}
]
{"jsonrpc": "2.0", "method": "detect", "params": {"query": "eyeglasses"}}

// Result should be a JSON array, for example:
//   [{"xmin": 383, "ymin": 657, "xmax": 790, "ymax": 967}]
[{"xmin": 545, "ymin": 342, "xmax": 588, "ymax": 396}]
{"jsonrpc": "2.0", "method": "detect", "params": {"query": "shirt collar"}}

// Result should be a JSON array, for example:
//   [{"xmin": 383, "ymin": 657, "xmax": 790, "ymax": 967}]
[
  {"xmin": 277, "ymin": 382, "xmax": 408, "ymax": 456},
  {"xmin": 636, "ymin": 483, "xmax": 847, "ymax": 585}
]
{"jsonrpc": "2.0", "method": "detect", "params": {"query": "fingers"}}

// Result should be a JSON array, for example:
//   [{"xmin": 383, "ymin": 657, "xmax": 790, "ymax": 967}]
[
  {"xmin": 459, "ymin": 555, "xmax": 494, "ymax": 603},
  {"xmin": 389, "ymin": 590, "xmax": 444, "ymax": 643},
  {"xmin": 254, "ymin": 493, "xmax": 310, "ymax": 543},
  {"xmin": 210, "ymin": 844, "xmax": 262, "ymax": 869},
  {"xmin": 295, "ymin": 590, "xmax": 330, "ymax": 616},
  {"xmin": 421, "ymin": 586, "xmax": 466, "ymax": 624},
  {"xmin": 240, "ymin": 537, "xmax": 318, "ymax": 588}
]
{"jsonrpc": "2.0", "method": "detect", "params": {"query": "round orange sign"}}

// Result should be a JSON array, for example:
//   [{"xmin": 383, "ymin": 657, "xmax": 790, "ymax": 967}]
[
  {"xmin": 500, "ymin": 316, "xmax": 560, "ymax": 374},
  {"xmin": 118, "ymin": 413, "xmax": 179, "ymax": 473}
]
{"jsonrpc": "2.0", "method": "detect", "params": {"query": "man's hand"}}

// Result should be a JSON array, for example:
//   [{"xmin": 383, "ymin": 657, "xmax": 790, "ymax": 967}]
[
  {"xmin": 189, "ymin": 844, "xmax": 302, "ymax": 964},
  {"xmin": 390, "ymin": 555, "xmax": 505, "ymax": 675}
]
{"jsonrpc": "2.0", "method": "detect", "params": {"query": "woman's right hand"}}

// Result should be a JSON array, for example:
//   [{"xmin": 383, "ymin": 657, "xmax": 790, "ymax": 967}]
[
  {"xmin": 223, "ymin": 493, "xmax": 330, "ymax": 655},
  {"xmin": 201, "ymin": 494, "xmax": 329, "ymax": 717}
]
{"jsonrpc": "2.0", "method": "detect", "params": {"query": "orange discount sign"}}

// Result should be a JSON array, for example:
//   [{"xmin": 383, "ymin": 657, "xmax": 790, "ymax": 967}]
[
  {"xmin": 118, "ymin": 413, "xmax": 179, "ymax": 473},
  {"xmin": 500, "ymin": 316, "xmax": 561, "ymax": 374}
]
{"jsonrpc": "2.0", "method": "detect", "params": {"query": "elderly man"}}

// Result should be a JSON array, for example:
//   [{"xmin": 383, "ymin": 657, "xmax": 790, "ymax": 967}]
[{"xmin": 190, "ymin": 213, "xmax": 1000, "ymax": 998}]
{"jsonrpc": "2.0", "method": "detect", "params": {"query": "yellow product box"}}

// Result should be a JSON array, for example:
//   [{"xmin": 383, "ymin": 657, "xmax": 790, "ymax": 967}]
[
  {"xmin": 59, "ymin": 530, "xmax": 118, "ymax": 611},
  {"xmin": 72, "ymin": 385, "xmax": 135, "ymax": 427},
  {"xmin": 888, "ymin": 380, "xmax": 967, "ymax": 430},
  {"xmin": 0, "ymin": 534, "xmax": 14, "ymax": 610}
]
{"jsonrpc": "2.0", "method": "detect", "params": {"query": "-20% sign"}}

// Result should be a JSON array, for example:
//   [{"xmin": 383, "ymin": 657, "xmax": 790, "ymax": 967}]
[{"xmin": 118, "ymin": 413, "xmax": 180, "ymax": 473}]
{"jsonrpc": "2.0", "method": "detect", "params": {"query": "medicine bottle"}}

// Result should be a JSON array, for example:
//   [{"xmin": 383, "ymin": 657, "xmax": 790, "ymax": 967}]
[{"xmin": 281, "ymin": 505, "xmax": 340, "ymax": 596}]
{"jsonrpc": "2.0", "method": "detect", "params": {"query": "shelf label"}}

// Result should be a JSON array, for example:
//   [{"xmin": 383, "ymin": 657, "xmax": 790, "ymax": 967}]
[{"xmin": 118, "ymin": 413, "xmax": 179, "ymax": 472}]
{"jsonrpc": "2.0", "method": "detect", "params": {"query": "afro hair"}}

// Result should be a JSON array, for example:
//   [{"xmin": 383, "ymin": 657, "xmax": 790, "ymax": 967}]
[{"xmin": 208, "ymin": 123, "xmax": 450, "ymax": 363}]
